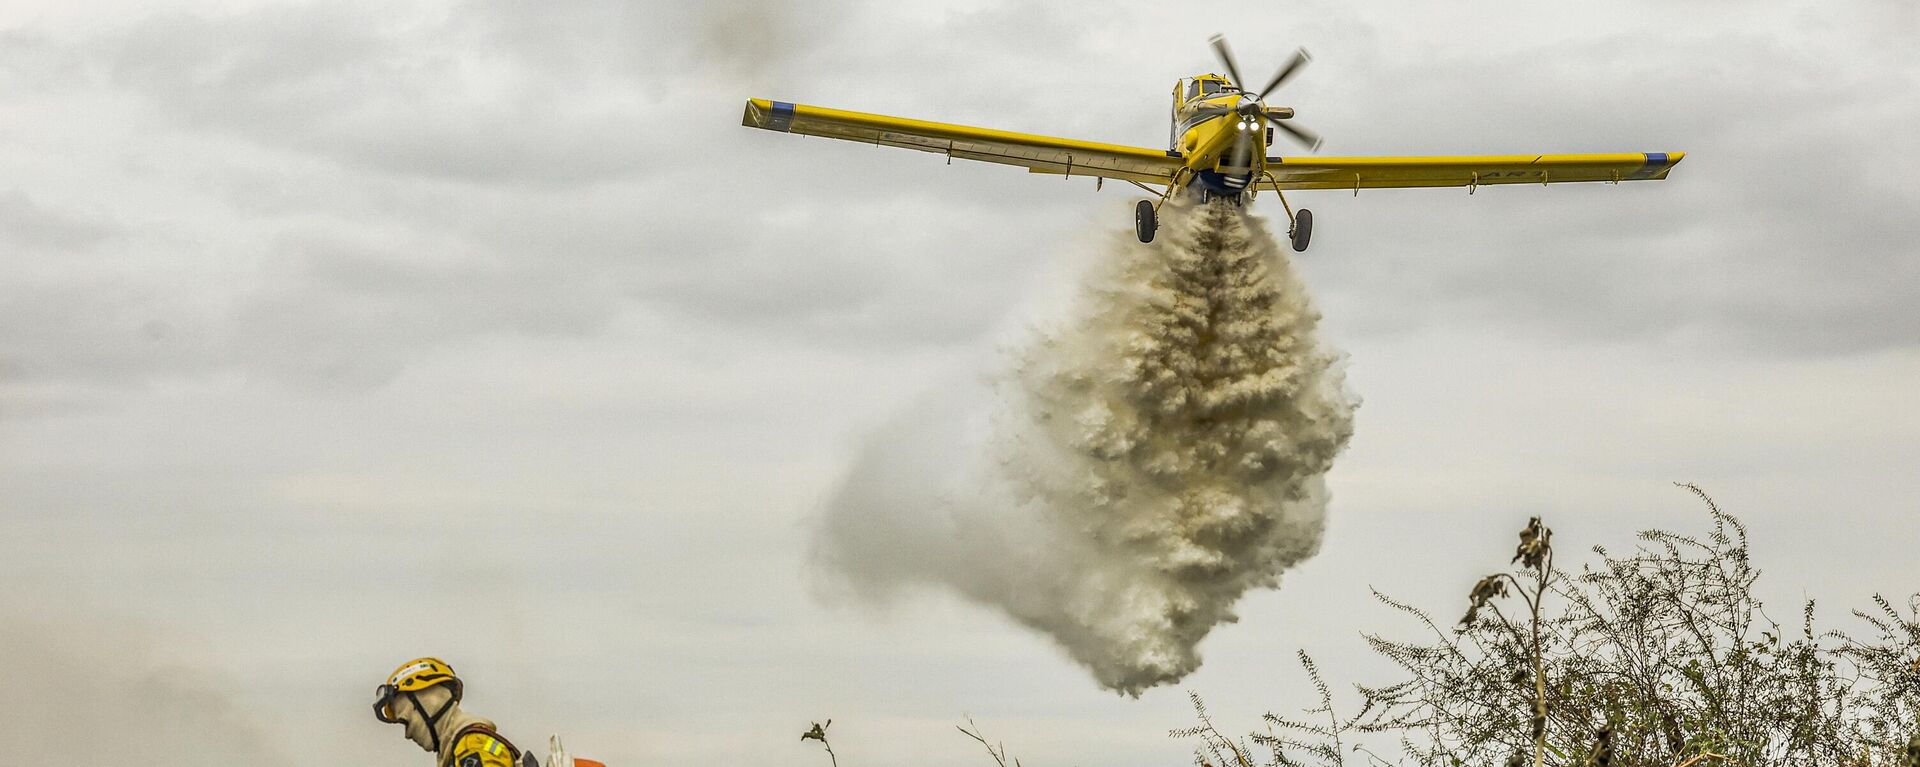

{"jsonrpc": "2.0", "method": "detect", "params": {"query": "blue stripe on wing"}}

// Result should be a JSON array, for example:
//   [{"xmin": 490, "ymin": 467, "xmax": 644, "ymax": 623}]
[
  {"xmin": 1626, "ymin": 152, "xmax": 1670, "ymax": 180},
  {"xmin": 769, "ymin": 101, "xmax": 797, "ymax": 132}
]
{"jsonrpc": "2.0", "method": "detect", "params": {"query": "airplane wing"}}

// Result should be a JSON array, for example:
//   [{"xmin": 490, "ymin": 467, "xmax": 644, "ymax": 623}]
[
  {"xmin": 1256, "ymin": 152, "xmax": 1684, "ymax": 191},
  {"xmin": 743, "ymin": 99, "xmax": 1186, "ymax": 186}
]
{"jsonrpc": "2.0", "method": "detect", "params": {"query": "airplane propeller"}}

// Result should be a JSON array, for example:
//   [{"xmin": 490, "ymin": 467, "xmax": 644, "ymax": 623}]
[
  {"xmin": 1272, "ymin": 119, "xmax": 1322, "ymax": 153},
  {"xmin": 1207, "ymin": 34, "xmax": 1323, "ymax": 152}
]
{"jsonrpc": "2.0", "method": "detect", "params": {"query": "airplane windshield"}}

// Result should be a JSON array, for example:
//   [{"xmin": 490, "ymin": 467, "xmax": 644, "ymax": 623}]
[{"xmin": 1201, "ymin": 80, "xmax": 1224, "ymax": 95}]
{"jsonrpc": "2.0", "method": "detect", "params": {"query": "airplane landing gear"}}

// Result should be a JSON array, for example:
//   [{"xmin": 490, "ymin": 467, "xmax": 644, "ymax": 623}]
[
  {"xmin": 1135, "ymin": 199, "xmax": 1157, "ymax": 243},
  {"xmin": 1262, "ymin": 173, "xmax": 1312, "ymax": 253}
]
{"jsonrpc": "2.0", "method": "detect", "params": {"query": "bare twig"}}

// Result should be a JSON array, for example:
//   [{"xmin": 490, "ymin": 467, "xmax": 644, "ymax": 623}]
[{"xmin": 958, "ymin": 716, "xmax": 1021, "ymax": 767}]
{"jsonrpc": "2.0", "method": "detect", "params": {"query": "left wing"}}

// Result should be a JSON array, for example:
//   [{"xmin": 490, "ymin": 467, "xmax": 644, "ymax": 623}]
[
  {"xmin": 1257, "ymin": 152, "xmax": 1684, "ymax": 191},
  {"xmin": 743, "ymin": 99, "xmax": 1185, "ymax": 186}
]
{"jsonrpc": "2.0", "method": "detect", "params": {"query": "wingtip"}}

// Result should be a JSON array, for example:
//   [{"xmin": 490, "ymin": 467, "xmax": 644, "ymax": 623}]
[{"xmin": 742, "ymin": 99, "xmax": 798, "ymax": 132}]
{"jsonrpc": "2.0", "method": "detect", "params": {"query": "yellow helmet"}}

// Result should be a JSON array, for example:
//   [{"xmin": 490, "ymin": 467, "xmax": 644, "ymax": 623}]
[{"xmin": 372, "ymin": 657, "xmax": 463, "ymax": 724}]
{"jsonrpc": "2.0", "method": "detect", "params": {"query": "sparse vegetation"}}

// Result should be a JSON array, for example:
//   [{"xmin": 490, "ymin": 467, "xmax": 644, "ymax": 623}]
[
  {"xmin": 1179, "ymin": 484, "xmax": 1920, "ymax": 767},
  {"xmin": 797, "ymin": 716, "xmax": 1031, "ymax": 767}
]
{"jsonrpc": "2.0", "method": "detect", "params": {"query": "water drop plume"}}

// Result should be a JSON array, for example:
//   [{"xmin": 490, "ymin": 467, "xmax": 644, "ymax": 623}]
[{"xmin": 813, "ymin": 200, "xmax": 1358, "ymax": 695}]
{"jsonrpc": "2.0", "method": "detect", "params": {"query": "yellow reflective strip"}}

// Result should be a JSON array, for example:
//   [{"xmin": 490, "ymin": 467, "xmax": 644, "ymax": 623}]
[{"xmin": 486, "ymin": 739, "xmax": 503, "ymax": 755}]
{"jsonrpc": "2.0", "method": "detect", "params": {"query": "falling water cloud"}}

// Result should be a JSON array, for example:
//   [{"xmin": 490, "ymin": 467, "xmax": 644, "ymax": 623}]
[{"xmin": 814, "ymin": 200, "xmax": 1359, "ymax": 695}]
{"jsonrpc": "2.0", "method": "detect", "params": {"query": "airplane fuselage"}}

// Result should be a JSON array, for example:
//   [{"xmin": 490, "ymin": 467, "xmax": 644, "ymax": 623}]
[{"xmin": 1170, "ymin": 74, "xmax": 1273, "ymax": 196}]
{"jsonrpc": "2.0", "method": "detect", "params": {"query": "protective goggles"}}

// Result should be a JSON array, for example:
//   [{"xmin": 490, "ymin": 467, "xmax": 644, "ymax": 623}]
[{"xmin": 372, "ymin": 684, "xmax": 404, "ymax": 724}]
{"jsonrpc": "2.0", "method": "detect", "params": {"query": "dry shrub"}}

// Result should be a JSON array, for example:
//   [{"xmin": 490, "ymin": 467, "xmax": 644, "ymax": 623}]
[{"xmin": 1180, "ymin": 485, "xmax": 1920, "ymax": 767}]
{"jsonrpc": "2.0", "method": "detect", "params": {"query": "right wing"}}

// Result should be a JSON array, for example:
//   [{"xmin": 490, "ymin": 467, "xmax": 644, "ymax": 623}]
[
  {"xmin": 1257, "ymin": 152, "xmax": 1685, "ymax": 191},
  {"xmin": 743, "ymin": 98, "xmax": 1186, "ymax": 186}
]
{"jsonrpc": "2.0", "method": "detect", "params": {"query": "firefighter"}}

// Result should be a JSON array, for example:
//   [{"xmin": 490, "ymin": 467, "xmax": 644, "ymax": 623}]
[{"xmin": 372, "ymin": 657, "xmax": 530, "ymax": 767}]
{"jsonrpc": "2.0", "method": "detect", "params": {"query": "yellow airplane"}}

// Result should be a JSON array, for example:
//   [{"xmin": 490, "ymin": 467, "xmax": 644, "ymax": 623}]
[{"xmin": 741, "ymin": 36, "xmax": 1683, "ymax": 251}]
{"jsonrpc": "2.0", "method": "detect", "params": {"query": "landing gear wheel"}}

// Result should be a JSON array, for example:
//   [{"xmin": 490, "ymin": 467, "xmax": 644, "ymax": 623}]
[
  {"xmin": 1290, "ymin": 208, "xmax": 1313, "ymax": 252},
  {"xmin": 1135, "ymin": 199, "xmax": 1158, "ymax": 243}
]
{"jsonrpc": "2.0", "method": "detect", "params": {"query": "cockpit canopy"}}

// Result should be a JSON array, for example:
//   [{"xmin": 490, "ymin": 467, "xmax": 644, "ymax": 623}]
[
  {"xmin": 1169, "ymin": 75, "xmax": 1241, "ymax": 151},
  {"xmin": 1182, "ymin": 76, "xmax": 1232, "ymax": 101}
]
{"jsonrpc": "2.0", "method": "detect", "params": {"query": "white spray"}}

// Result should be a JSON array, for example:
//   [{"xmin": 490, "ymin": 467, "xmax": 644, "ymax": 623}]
[{"xmin": 814, "ymin": 200, "xmax": 1358, "ymax": 695}]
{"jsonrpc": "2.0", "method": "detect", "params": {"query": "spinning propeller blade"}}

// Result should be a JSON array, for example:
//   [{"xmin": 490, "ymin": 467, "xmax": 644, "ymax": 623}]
[
  {"xmin": 1258, "ymin": 48, "xmax": 1311, "ymax": 100},
  {"xmin": 1208, "ymin": 34, "xmax": 1246, "ymax": 90},
  {"xmin": 1272, "ymin": 119, "xmax": 1323, "ymax": 152}
]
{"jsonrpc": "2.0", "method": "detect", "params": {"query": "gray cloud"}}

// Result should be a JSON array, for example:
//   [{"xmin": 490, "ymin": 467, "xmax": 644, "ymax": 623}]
[
  {"xmin": 0, "ymin": 0, "xmax": 1058, "ymax": 397},
  {"xmin": 0, "ymin": 189, "xmax": 119, "ymax": 250},
  {"xmin": 0, "ymin": 606, "xmax": 287, "ymax": 764},
  {"xmin": 100, "ymin": 4, "xmax": 656, "ymax": 187},
  {"xmin": 222, "ymin": 226, "xmax": 626, "ymax": 388},
  {"xmin": 1289, "ymin": 22, "xmax": 1920, "ymax": 357},
  {"xmin": 85, "ymin": 0, "xmax": 857, "ymax": 188},
  {"xmin": 3, "ymin": 0, "xmax": 1912, "ymax": 397},
  {"xmin": 0, "ymin": 190, "xmax": 221, "ymax": 391}
]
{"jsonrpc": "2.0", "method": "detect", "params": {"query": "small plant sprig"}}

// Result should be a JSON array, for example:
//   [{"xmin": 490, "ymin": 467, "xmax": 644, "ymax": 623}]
[
  {"xmin": 1174, "ymin": 692, "xmax": 1257, "ymax": 767},
  {"xmin": 1253, "ymin": 651, "xmax": 1396, "ymax": 767},
  {"xmin": 1459, "ymin": 515, "xmax": 1556, "ymax": 767},
  {"xmin": 801, "ymin": 719, "xmax": 837, "ymax": 767}
]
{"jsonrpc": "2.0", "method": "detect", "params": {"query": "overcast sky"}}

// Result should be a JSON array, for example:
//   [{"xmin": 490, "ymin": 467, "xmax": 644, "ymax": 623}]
[{"xmin": 3, "ymin": 0, "xmax": 1916, "ymax": 765}]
